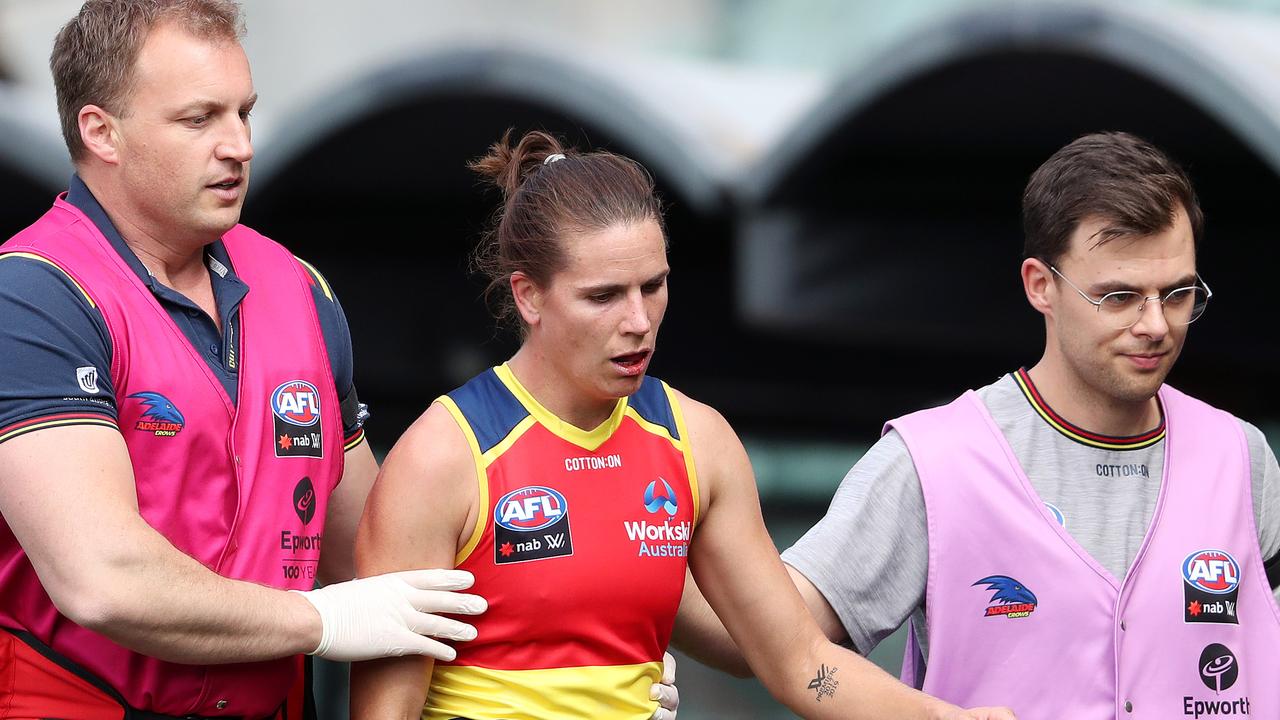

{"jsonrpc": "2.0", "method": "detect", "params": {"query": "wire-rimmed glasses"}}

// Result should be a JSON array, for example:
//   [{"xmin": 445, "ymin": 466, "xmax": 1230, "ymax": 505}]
[{"xmin": 1049, "ymin": 265, "xmax": 1212, "ymax": 330}]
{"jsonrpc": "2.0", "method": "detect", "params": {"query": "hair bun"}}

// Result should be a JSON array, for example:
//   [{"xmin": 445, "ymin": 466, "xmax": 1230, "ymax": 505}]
[{"xmin": 470, "ymin": 129, "xmax": 569, "ymax": 200}]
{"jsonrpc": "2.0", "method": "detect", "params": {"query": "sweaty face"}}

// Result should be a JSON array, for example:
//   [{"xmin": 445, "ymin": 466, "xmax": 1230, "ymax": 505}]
[
  {"xmin": 533, "ymin": 219, "xmax": 669, "ymax": 403},
  {"xmin": 1048, "ymin": 208, "xmax": 1197, "ymax": 404},
  {"xmin": 111, "ymin": 22, "xmax": 256, "ymax": 244}
]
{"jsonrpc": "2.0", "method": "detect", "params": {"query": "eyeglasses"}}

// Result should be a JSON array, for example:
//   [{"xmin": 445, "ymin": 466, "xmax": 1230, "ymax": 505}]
[{"xmin": 1049, "ymin": 265, "xmax": 1212, "ymax": 330}]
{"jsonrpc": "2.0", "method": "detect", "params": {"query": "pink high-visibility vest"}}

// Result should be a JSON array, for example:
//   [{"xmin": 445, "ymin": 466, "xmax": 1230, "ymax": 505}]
[
  {"xmin": 0, "ymin": 196, "xmax": 343, "ymax": 717},
  {"xmin": 889, "ymin": 386, "xmax": 1280, "ymax": 719}
]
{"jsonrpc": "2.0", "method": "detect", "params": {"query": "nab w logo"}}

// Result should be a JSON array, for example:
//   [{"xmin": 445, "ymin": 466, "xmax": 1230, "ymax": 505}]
[{"xmin": 494, "ymin": 486, "xmax": 568, "ymax": 532}]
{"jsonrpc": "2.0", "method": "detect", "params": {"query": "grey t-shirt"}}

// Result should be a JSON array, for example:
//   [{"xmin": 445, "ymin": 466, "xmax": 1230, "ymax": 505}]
[{"xmin": 781, "ymin": 372, "xmax": 1280, "ymax": 661}]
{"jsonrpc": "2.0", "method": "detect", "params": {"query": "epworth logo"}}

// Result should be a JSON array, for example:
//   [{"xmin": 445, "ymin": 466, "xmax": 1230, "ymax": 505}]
[{"xmin": 1183, "ymin": 643, "xmax": 1251, "ymax": 719}]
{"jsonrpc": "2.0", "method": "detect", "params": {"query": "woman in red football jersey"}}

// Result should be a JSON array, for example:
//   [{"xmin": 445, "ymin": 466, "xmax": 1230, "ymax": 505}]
[{"xmin": 350, "ymin": 129, "xmax": 1015, "ymax": 720}]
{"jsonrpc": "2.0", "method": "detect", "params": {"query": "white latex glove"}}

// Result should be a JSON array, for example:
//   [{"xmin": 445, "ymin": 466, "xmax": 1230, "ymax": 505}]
[
  {"xmin": 648, "ymin": 651, "xmax": 679, "ymax": 720},
  {"xmin": 295, "ymin": 568, "xmax": 486, "ymax": 662}
]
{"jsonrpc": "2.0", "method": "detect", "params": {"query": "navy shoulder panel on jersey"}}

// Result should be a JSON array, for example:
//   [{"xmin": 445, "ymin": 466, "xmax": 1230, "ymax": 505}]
[
  {"xmin": 628, "ymin": 374, "xmax": 679, "ymax": 441},
  {"xmin": 0, "ymin": 254, "xmax": 117, "ymax": 442},
  {"xmin": 447, "ymin": 369, "xmax": 531, "ymax": 454},
  {"xmin": 293, "ymin": 257, "xmax": 360, "ymax": 436}
]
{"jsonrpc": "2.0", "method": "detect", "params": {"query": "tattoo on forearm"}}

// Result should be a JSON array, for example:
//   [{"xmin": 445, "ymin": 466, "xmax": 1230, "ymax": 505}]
[{"xmin": 807, "ymin": 664, "xmax": 839, "ymax": 702}]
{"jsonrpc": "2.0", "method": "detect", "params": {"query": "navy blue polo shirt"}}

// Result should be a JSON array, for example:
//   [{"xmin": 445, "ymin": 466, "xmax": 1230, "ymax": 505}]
[{"xmin": 0, "ymin": 176, "xmax": 367, "ymax": 449}]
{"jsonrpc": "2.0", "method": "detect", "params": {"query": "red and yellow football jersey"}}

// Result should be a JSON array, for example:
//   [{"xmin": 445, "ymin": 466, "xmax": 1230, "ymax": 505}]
[{"xmin": 427, "ymin": 364, "xmax": 699, "ymax": 719}]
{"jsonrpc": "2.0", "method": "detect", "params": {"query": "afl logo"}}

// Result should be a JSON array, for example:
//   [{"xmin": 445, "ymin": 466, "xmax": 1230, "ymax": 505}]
[
  {"xmin": 495, "ymin": 486, "xmax": 568, "ymax": 532},
  {"xmin": 272, "ymin": 380, "xmax": 321, "ymax": 427},
  {"xmin": 1183, "ymin": 549, "xmax": 1240, "ymax": 595}
]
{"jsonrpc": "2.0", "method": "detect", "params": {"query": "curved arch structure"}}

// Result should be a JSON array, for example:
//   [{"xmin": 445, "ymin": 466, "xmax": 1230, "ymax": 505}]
[
  {"xmin": 251, "ymin": 45, "xmax": 729, "ymax": 214},
  {"xmin": 243, "ymin": 46, "xmax": 743, "ymax": 435},
  {"xmin": 744, "ymin": 3, "xmax": 1280, "ymax": 204},
  {"xmin": 737, "ymin": 2, "xmax": 1280, "ymax": 417},
  {"xmin": 0, "ymin": 86, "xmax": 66, "ymax": 238}
]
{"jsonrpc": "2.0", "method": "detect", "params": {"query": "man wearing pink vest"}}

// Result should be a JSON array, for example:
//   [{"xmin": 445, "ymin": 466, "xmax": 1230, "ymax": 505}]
[
  {"xmin": 675, "ymin": 132, "xmax": 1280, "ymax": 719},
  {"xmin": 0, "ymin": 2, "xmax": 487, "ymax": 717}
]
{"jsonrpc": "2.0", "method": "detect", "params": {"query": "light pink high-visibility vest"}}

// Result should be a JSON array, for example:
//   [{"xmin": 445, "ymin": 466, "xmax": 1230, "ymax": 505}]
[
  {"xmin": 0, "ymin": 196, "xmax": 343, "ymax": 717},
  {"xmin": 890, "ymin": 386, "xmax": 1280, "ymax": 719}
]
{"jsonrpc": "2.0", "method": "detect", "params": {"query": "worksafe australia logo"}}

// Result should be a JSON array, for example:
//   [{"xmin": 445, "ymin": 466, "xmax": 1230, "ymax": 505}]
[
  {"xmin": 625, "ymin": 479, "xmax": 690, "ymax": 560},
  {"xmin": 643, "ymin": 478, "xmax": 678, "ymax": 517}
]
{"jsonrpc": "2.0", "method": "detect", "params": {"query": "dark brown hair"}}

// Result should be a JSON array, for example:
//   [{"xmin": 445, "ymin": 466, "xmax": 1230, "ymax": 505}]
[
  {"xmin": 51, "ymin": 0, "xmax": 245, "ymax": 163},
  {"xmin": 470, "ymin": 129, "xmax": 665, "ymax": 330},
  {"xmin": 1023, "ymin": 131, "xmax": 1203, "ymax": 266}
]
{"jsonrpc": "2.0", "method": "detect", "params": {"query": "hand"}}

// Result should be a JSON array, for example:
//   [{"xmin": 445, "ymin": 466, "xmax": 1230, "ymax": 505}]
[
  {"xmin": 947, "ymin": 707, "xmax": 1017, "ymax": 720},
  {"xmin": 295, "ymin": 569, "xmax": 486, "ymax": 662},
  {"xmin": 648, "ymin": 651, "xmax": 679, "ymax": 719}
]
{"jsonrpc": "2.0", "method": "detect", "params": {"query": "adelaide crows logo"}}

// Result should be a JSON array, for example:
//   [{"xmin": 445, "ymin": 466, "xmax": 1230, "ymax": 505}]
[
  {"xmin": 973, "ymin": 575, "xmax": 1038, "ymax": 619},
  {"xmin": 129, "ymin": 392, "xmax": 185, "ymax": 436}
]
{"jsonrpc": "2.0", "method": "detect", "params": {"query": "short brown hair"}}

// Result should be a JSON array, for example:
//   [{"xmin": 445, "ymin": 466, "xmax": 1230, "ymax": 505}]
[
  {"xmin": 51, "ymin": 0, "xmax": 244, "ymax": 162},
  {"xmin": 1022, "ymin": 131, "xmax": 1203, "ymax": 266},
  {"xmin": 470, "ymin": 129, "xmax": 666, "ymax": 331}
]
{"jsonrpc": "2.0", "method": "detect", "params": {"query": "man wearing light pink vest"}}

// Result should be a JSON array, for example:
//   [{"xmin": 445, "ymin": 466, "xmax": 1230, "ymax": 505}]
[
  {"xmin": 675, "ymin": 132, "xmax": 1280, "ymax": 719},
  {"xmin": 0, "ymin": 2, "xmax": 487, "ymax": 717}
]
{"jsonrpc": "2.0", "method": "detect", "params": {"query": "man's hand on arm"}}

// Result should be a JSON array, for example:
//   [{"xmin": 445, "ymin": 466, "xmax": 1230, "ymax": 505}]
[
  {"xmin": 349, "ymin": 402, "xmax": 485, "ymax": 717},
  {"xmin": 296, "ymin": 568, "xmax": 481, "ymax": 662},
  {"xmin": 0, "ymin": 424, "xmax": 483, "ymax": 665}
]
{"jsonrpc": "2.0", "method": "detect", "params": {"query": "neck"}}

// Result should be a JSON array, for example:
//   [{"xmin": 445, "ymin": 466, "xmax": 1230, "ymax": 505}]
[
  {"xmin": 507, "ymin": 347, "xmax": 618, "ymax": 431},
  {"xmin": 80, "ymin": 171, "xmax": 211, "ymax": 290},
  {"xmin": 1026, "ymin": 354, "xmax": 1161, "ymax": 437}
]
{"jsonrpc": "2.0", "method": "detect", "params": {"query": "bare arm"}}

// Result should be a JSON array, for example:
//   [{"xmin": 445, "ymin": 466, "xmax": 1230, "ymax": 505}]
[
  {"xmin": 680, "ymin": 394, "xmax": 1010, "ymax": 720},
  {"xmin": 349, "ymin": 403, "xmax": 478, "ymax": 719},
  {"xmin": 318, "ymin": 440, "xmax": 379, "ymax": 585},
  {"xmin": 0, "ymin": 425, "xmax": 321, "ymax": 663},
  {"xmin": 673, "ymin": 563, "xmax": 849, "ymax": 679}
]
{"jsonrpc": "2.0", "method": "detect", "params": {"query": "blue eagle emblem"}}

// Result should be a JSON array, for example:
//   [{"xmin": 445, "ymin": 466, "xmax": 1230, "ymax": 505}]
[
  {"xmin": 973, "ymin": 575, "xmax": 1038, "ymax": 606},
  {"xmin": 129, "ymin": 392, "xmax": 185, "ymax": 425}
]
